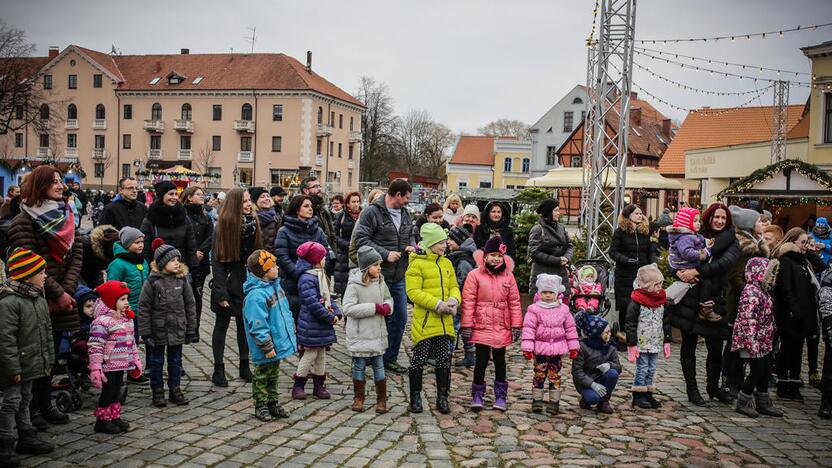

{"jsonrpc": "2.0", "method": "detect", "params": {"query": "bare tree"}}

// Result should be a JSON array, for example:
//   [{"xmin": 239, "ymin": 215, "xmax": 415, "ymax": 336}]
[
  {"xmin": 194, "ymin": 141, "xmax": 216, "ymax": 186},
  {"xmin": 478, "ymin": 119, "xmax": 531, "ymax": 139},
  {"xmin": 356, "ymin": 76, "xmax": 397, "ymax": 184},
  {"xmin": 0, "ymin": 20, "xmax": 51, "ymax": 135},
  {"xmin": 394, "ymin": 109, "xmax": 433, "ymax": 174},
  {"xmin": 420, "ymin": 122, "xmax": 455, "ymax": 179}
]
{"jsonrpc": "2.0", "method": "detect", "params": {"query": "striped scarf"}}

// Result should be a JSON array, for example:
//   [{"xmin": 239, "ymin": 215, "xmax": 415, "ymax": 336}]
[{"xmin": 21, "ymin": 199, "xmax": 75, "ymax": 264}]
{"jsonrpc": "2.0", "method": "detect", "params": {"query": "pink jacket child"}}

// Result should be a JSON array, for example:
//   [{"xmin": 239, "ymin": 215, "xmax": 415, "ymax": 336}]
[
  {"xmin": 731, "ymin": 257, "xmax": 779, "ymax": 359},
  {"xmin": 572, "ymin": 265, "xmax": 603, "ymax": 312}
]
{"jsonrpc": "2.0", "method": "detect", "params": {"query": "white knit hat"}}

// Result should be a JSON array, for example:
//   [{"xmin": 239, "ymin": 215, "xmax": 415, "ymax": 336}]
[
  {"xmin": 462, "ymin": 204, "xmax": 480, "ymax": 219},
  {"xmin": 536, "ymin": 274, "xmax": 565, "ymax": 294}
]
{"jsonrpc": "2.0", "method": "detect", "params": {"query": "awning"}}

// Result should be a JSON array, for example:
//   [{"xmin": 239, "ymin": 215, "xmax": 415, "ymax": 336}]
[{"xmin": 526, "ymin": 166, "xmax": 683, "ymax": 190}]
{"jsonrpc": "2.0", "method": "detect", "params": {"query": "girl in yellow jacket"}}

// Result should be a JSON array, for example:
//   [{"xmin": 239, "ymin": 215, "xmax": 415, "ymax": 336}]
[{"xmin": 406, "ymin": 223, "xmax": 461, "ymax": 415}]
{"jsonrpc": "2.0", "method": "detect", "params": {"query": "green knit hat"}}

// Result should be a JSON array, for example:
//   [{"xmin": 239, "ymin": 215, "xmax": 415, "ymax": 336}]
[{"xmin": 420, "ymin": 222, "xmax": 448, "ymax": 249}]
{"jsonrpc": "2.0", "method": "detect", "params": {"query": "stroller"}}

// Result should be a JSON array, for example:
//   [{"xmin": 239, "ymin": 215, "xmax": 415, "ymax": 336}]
[
  {"xmin": 51, "ymin": 332, "xmax": 87, "ymax": 413},
  {"xmin": 568, "ymin": 259, "xmax": 612, "ymax": 318}
]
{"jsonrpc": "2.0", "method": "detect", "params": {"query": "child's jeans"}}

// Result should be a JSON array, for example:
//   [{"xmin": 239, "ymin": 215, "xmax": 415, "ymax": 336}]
[
  {"xmin": 633, "ymin": 352, "xmax": 658, "ymax": 388},
  {"xmin": 533, "ymin": 355, "xmax": 563, "ymax": 390},
  {"xmin": 351, "ymin": 355, "xmax": 385, "ymax": 382},
  {"xmin": 252, "ymin": 361, "xmax": 281, "ymax": 407},
  {"xmin": 581, "ymin": 369, "xmax": 619, "ymax": 405},
  {"xmin": 296, "ymin": 348, "xmax": 326, "ymax": 377},
  {"xmin": 149, "ymin": 345, "xmax": 183, "ymax": 388},
  {"xmin": 0, "ymin": 381, "xmax": 33, "ymax": 439}
]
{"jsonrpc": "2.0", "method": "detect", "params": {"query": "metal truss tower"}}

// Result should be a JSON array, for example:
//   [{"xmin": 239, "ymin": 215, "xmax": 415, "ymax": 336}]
[
  {"xmin": 580, "ymin": 43, "xmax": 598, "ymax": 227},
  {"xmin": 583, "ymin": 0, "xmax": 637, "ymax": 261},
  {"xmin": 770, "ymin": 80, "xmax": 789, "ymax": 164}
]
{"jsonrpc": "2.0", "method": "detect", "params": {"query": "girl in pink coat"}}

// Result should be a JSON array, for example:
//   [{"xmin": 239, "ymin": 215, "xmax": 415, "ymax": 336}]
[
  {"xmin": 460, "ymin": 236, "xmax": 522, "ymax": 411},
  {"xmin": 521, "ymin": 273, "xmax": 580, "ymax": 415}
]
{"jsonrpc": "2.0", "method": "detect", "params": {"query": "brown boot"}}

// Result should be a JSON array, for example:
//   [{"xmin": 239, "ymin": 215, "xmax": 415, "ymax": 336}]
[
  {"xmin": 375, "ymin": 378, "xmax": 388, "ymax": 414},
  {"xmin": 698, "ymin": 301, "xmax": 721, "ymax": 322},
  {"xmin": 351, "ymin": 379, "xmax": 366, "ymax": 412}
]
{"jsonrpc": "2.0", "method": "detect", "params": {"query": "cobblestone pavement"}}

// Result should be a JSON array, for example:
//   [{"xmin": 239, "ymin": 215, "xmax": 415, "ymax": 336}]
[{"xmin": 20, "ymin": 292, "xmax": 832, "ymax": 467}]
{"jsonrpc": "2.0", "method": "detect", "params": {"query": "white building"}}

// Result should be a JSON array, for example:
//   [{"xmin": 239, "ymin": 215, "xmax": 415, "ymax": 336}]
[{"xmin": 528, "ymin": 85, "xmax": 589, "ymax": 177}]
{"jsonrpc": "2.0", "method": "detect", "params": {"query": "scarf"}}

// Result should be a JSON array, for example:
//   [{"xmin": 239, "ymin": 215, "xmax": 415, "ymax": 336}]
[
  {"xmin": 257, "ymin": 207, "xmax": 277, "ymax": 227},
  {"xmin": 21, "ymin": 200, "xmax": 75, "ymax": 263},
  {"xmin": 115, "ymin": 249, "xmax": 146, "ymax": 266},
  {"xmin": 5, "ymin": 279, "xmax": 45, "ymax": 298},
  {"xmin": 485, "ymin": 261, "xmax": 506, "ymax": 274},
  {"xmin": 147, "ymin": 201, "xmax": 187, "ymax": 228},
  {"xmin": 185, "ymin": 203, "xmax": 206, "ymax": 221},
  {"xmin": 348, "ymin": 209, "xmax": 360, "ymax": 222},
  {"xmin": 305, "ymin": 267, "xmax": 333, "ymax": 309},
  {"xmin": 535, "ymin": 299, "xmax": 561, "ymax": 309},
  {"xmin": 630, "ymin": 288, "xmax": 667, "ymax": 308},
  {"xmin": 584, "ymin": 336, "xmax": 613, "ymax": 351}
]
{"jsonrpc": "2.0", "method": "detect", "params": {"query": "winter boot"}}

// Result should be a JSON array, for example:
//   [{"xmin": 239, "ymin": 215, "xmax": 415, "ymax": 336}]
[
  {"xmin": 531, "ymin": 388, "xmax": 544, "ymax": 413},
  {"xmin": 454, "ymin": 350, "xmax": 475, "ymax": 368},
  {"xmin": 706, "ymin": 383, "xmax": 734, "ymax": 403},
  {"xmin": 267, "ymin": 401, "xmax": 289, "ymax": 419},
  {"xmin": 681, "ymin": 357, "xmax": 705, "ymax": 405},
  {"xmin": 374, "ymin": 379, "xmax": 388, "ymax": 414},
  {"xmin": 754, "ymin": 392, "xmax": 784, "ymax": 417},
  {"xmin": 645, "ymin": 388, "xmax": 662, "ymax": 408},
  {"xmin": 254, "ymin": 406, "xmax": 272, "ymax": 422},
  {"xmin": 14, "ymin": 429, "xmax": 53, "ymax": 454},
  {"xmin": 470, "ymin": 382, "xmax": 486, "ymax": 410},
  {"xmin": 110, "ymin": 403, "xmax": 129, "ymax": 432},
  {"xmin": 597, "ymin": 398, "xmax": 614, "ymax": 414},
  {"xmin": 169, "ymin": 387, "xmax": 189, "ymax": 406},
  {"xmin": 0, "ymin": 437, "xmax": 20, "ymax": 467},
  {"xmin": 408, "ymin": 368, "xmax": 423, "ymax": 413},
  {"xmin": 239, "ymin": 360, "xmax": 253, "ymax": 383},
  {"xmin": 790, "ymin": 380, "xmax": 804, "ymax": 401},
  {"xmin": 697, "ymin": 301, "xmax": 721, "ymax": 322},
  {"xmin": 291, "ymin": 375, "xmax": 308, "ymax": 400},
  {"xmin": 312, "ymin": 374, "xmax": 331, "ymax": 399},
  {"xmin": 151, "ymin": 386, "xmax": 167, "ymax": 407},
  {"xmin": 547, "ymin": 389, "xmax": 561, "ymax": 415},
  {"xmin": 40, "ymin": 405, "xmax": 69, "ymax": 425},
  {"xmin": 93, "ymin": 417, "xmax": 121, "ymax": 435},
  {"xmin": 735, "ymin": 391, "xmax": 759, "ymax": 418},
  {"xmin": 493, "ymin": 381, "xmax": 508, "ymax": 411},
  {"xmin": 435, "ymin": 368, "xmax": 451, "ymax": 414},
  {"xmin": 212, "ymin": 364, "xmax": 229, "ymax": 387},
  {"xmin": 819, "ymin": 393, "xmax": 832, "ymax": 419},
  {"xmin": 28, "ymin": 410, "xmax": 47, "ymax": 432},
  {"xmin": 632, "ymin": 391, "xmax": 652, "ymax": 409},
  {"xmin": 351, "ymin": 379, "xmax": 366, "ymax": 412}
]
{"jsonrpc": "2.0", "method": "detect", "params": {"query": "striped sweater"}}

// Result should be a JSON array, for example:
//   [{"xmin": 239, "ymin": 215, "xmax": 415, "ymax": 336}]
[{"xmin": 88, "ymin": 300, "xmax": 140, "ymax": 373}]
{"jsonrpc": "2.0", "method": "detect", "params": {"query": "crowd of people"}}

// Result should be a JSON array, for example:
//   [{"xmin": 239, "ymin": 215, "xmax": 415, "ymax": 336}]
[{"xmin": 0, "ymin": 163, "xmax": 828, "ymax": 464}]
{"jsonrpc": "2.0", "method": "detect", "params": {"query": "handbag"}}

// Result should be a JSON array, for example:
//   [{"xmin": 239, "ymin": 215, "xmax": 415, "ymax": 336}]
[{"xmin": 665, "ymin": 281, "xmax": 693, "ymax": 305}]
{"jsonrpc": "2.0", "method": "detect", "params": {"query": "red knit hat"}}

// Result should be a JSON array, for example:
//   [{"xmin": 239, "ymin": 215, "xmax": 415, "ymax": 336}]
[
  {"xmin": 672, "ymin": 207, "xmax": 701, "ymax": 232},
  {"xmin": 297, "ymin": 241, "xmax": 327, "ymax": 266},
  {"xmin": 95, "ymin": 280, "xmax": 131, "ymax": 311}
]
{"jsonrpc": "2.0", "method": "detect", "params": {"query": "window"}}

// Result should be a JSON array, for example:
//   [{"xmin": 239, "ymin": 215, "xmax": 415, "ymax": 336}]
[
  {"xmin": 67, "ymin": 134, "xmax": 77, "ymax": 148},
  {"xmin": 68, "ymin": 74, "xmax": 77, "ymax": 89},
  {"xmin": 458, "ymin": 181, "xmax": 468, "ymax": 189},
  {"xmin": 121, "ymin": 164, "xmax": 131, "ymax": 179},
  {"xmin": 272, "ymin": 136, "xmax": 282, "ymax": 152},
  {"xmin": 151, "ymin": 103, "xmax": 161, "ymax": 121},
  {"xmin": 273, "ymin": 104, "xmax": 283, "ymax": 121},
  {"xmin": 522, "ymin": 158, "xmax": 530, "ymax": 173},
  {"xmin": 93, "ymin": 74, "xmax": 102, "ymax": 88},
  {"xmin": 581, "ymin": 110, "xmax": 586, "ymax": 122},
  {"xmin": 94, "ymin": 163, "xmax": 104, "ymax": 178},
  {"xmin": 122, "ymin": 134, "xmax": 131, "ymax": 149},
  {"xmin": 348, "ymin": 172, "xmax": 353, "ymax": 187},
  {"xmin": 479, "ymin": 180, "xmax": 492, "ymax": 189},
  {"xmin": 149, "ymin": 77, "xmax": 160, "ymax": 85},
  {"xmin": 123, "ymin": 104, "xmax": 132, "ymax": 120},
  {"xmin": 241, "ymin": 103, "xmax": 253, "ymax": 121},
  {"xmin": 339, "ymin": 114, "xmax": 343, "ymax": 129},
  {"xmin": 503, "ymin": 158, "xmax": 512, "ymax": 172},
  {"xmin": 150, "ymin": 135, "xmax": 161, "ymax": 150},
  {"xmin": 349, "ymin": 117, "xmax": 354, "ymax": 131},
  {"xmin": 571, "ymin": 156, "xmax": 582, "ymax": 168},
  {"xmin": 825, "ymin": 93, "xmax": 832, "ymax": 144},
  {"xmin": 43, "ymin": 75, "xmax": 52, "ymax": 89},
  {"xmin": 348, "ymin": 144, "xmax": 354, "ymax": 159},
  {"xmin": 14, "ymin": 105, "xmax": 23, "ymax": 119},
  {"xmin": 181, "ymin": 103, "xmax": 192, "ymax": 121},
  {"xmin": 39, "ymin": 104, "xmax": 49, "ymax": 120},
  {"xmin": 316, "ymin": 138, "xmax": 322, "ymax": 155},
  {"xmin": 94, "ymin": 135, "xmax": 105, "ymax": 149},
  {"xmin": 212, "ymin": 136, "xmax": 221, "ymax": 151},
  {"xmin": 212, "ymin": 104, "xmax": 222, "ymax": 121},
  {"xmin": 338, "ymin": 143, "xmax": 342, "ymax": 158},
  {"xmin": 572, "ymin": 97, "xmax": 583, "ymax": 104},
  {"xmin": 317, "ymin": 107, "xmax": 323, "ymax": 124},
  {"xmin": 39, "ymin": 134, "xmax": 49, "ymax": 148},
  {"xmin": 192, "ymin": 76, "xmax": 204, "ymax": 85},
  {"xmin": 95, "ymin": 104, "xmax": 105, "ymax": 120},
  {"xmin": 563, "ymin": 111, "xmax": 573, "ymax": 133},
  {"xmin": 329, "ymin": 141, "xmax": 334, "ymax": 157},
  {"xmin": 180, "ymin": 135, "xmax": 192, "ymax": 151},
  {"xmin": 14, "ymin": 133, "xmax": 22, "ymax": 147},
  {"xmin": 67, "ymin": 104, "xmax": 77, "ymax": 119},
  {"xmin": 330, "ymin": 111, "xmax": 335, "ymax": 126},
  {"xmin": 546, "ymin": 146, "xmax": 558, "ymax": 166},
  {"xmin": 240, "ymin": 136, "xmax": 252, "ymax": 151}
]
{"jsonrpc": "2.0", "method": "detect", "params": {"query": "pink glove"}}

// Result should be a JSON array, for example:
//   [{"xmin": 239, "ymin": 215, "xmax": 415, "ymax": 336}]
[
  {"xmin": 90, "ymin": 368, "xmax": 107, "ymax": 388},
  {"xmin": 663, "ymin": 342, "xmax": 671, "ymax": 359},
  {"xmin": 133, "ymin": 358, "xmax": 143, "ymax": 375},
  {"xmin": 627, "ymin": 346, "xmax": 639, "ymax": 363},
  {"xmin": 375, "ymin": 304, "xmax": 391, "ymax": 316}
]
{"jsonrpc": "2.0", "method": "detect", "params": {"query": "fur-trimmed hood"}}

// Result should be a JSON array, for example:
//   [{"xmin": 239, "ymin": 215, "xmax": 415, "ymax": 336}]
[
  {"xmin": 89, "ymin": 224, "xmax": 119, "ymax": 261},
  {"xmin": 771, "ymin": 241, "xmax": 802, "ymax": 259},
  {"xmin": 149, "ymin": 260, "xmax": 189, "ymax": 278},
  {"xmin": 617, "ymin": 213, "xmax": 649, "ymax": 235},
  {"xmin": 736, "ymin": 229, "xmax": 769, "ymax": 257},
  {"xmin": 665, "ymin": 225, "xmax": 694, "ymax": 235},
  {"xmin": 745, "ymin": 256, "xmax": 779, "ymax": 290}
]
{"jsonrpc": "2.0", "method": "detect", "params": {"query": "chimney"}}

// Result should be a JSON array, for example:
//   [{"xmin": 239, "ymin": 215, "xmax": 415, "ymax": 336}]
[
  {"xmin": 631, "ymin": 107, "xmax": 641, "ymax": 126},
  {"xmin": 48, "ymin": 46, "xmax": 59, "ymax": 59},
  {"xmin": 180, "ymin": 48, "xmax": 189, "ymax": 55},
  {"xmin": 306, "ymin": 51, "xmax": 312, "ymax": 72},
  {"xmin": 662, "ymin": 118, "xmax": 672, "ymax": 139},
  {"xmin": 155, "ymin": 61, "xmax": 162, "ymax": 72},
  {"xmin": 630, "ymin": 91, "xmax": 638, "ymax": 101}
]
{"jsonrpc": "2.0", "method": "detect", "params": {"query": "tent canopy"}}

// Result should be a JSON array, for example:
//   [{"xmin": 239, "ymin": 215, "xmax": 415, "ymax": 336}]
[{"xmin": 526, "ymin": 166, "xmax": 683, "ymax": 190}]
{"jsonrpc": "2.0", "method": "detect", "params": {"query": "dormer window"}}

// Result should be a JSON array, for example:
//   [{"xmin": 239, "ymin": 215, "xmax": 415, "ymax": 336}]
[
  {"xmin": 149, "ymin": 77, "xmax": 161, "ymax": 85},
  {"xmin": 192, "ymin": 76, "xmax": 204, "ymax": 85},
  {"xmin": 167, "ymin": 71, "xmax": 186, "ymax": 85}
]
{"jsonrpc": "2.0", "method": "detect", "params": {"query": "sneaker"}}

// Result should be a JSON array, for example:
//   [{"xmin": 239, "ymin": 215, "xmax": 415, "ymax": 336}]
[
  {"xmin": 384, "ymin": 361, "xmax": 407, "ymax": 374},
  {"xmin": 267, "ymin": 402, "xmax": 289, "ymax": 419},
  {"xmin": 127, "ymin": 373, "xmax": 150, "ymax": 385}
]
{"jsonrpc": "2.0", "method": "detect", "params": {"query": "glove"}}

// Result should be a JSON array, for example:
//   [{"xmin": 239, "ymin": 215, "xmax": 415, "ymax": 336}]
[
  {"xmin": 512, "ymin": 328, "xmax": 522, "ymax": 342},
  {"xmin": 186, "ymin": 333, "xmax": 200, "ymax": 344},
  {"xmin": 129, "ymin": 368, "xmax": 143, "ymax": 379},
  {"xmin": 523, "ymin": 351, "xmax": 534, "ymax": 361},
  {"xmin": 375, "ymin": 304, "xmax": 391, "ymax": 316},
  {"xmin": 569, "ymin": 349, "xmax": 578, "ymax": 360},
  {"xmin": 446, "ymin": 297, "xmax": 459, "ymax": 309},
  {"xmin": 460, "ymin": 327, "xmax": 472, "ymax": 342},
  {"xmin": 132, "ymin": 358, "xmax": 143, "ymax": 375},
  {"xmin": 663, "ymin": 342, "xmax": 672, "ymax": 359},
  {"xmin": 434, "ymin": 300, "xmax": 450, "ymax": 314},
  {"xmin": 50, "ymin": 292, "xmax": 75, "ymax": 315},
  {"xmin": 142, "ymin": 336, "xmax": 155, "ymax": 348},
  {"xmin": 90, "ymin": 368, "xmax": 107, "ymax": 389},
  {"xmin": 597, "ymin": 362, "xmax": 611, "ymax": 374},
  {"xmin": 627, "ymin": 346, "xmax": 639, "ymax": 363},
  {"xmin": 590, "ymin": 382, "xmax": 607, "ymax": 398}
]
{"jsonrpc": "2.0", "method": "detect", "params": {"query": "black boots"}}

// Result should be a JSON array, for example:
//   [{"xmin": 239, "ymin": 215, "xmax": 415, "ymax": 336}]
[
  {"xmin": 819, "ymin": 393, "xmax": 832, "ymax": 419},
  {"xmin": 151, "ymin": 386, "xmax": 167, "ymax": 407},
  {"xmin": 212, "ymin": 364, "xmax": 229, "ymax": 387},
  {"xmin": 169, "ymin": 387, "xmax": 189, "ymax": 406},
  {"xmin": 40, "ymin": 405, "xmax": 69, "ymax": 425},
  {"xmin": 14, "ymin": 429, "xmax": 53, "ymax": 455},
  {"xmin": 680, "ymin": 357, "xmax": 705, "ymax": 405},
  {"xmin": 777, "ymin": 380, "xmax": 804, "ymax": 401},
  {"xmin": 239, "ymin": 360, "xmax": 253, "ymax": 383},
  {"xmin": 435, "ymin": 368, "xmax": 451, "ymax": 414},
  {"xmin": 454, "ymin": 350, "xmax": 475, "ymax": 368},
  {"xmin": 0, "ymin": 437, "xmax": 20, "ymax": 467},
  {"xmin": 706, "ymin": 384, "xmax": 734, "ymax": 403},
  {"xmin": 408, "ymin": 368, "xmax": 423, "ymax": 413},
  {"xmin": 632, "ymin": 392, "xmax": 653, "ymax": 409}
]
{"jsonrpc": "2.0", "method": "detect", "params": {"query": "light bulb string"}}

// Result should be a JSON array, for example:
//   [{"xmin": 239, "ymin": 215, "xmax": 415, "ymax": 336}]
[
  {"xmin": 634, "ymin": 46, "xmax": 810, "ymax": 77},
  {"xmin": 637, "ymin": 22, "xmax": 832, "ymax": 44},
  {"xmin": 634, "ymin": 62, "xmax": 770, "ymax": 96},
  {"xmin": 630, "ymin": 82, "xmax": 773, "ymax": 116},
  {"xmin": 635, "ymin": 50, "xmax": 812, "ymax": 86}
]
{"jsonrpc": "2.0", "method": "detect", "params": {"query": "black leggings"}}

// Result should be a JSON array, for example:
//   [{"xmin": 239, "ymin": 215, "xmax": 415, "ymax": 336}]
[
  {"xmin": 680, "ymin": 330, "xmax": 724, "ymax": 387},
  {"xmin": 807, "ymin": 334, "xmax": 820, "ymax": 374},
  {"xmin": 741, "ymin": 356, "xmax": 770, "ymax": 394},
  {"xmin": 32, "ymin": 330, "xmax": 62, "ymax": 413},
  {"xmin": 211, "ymin": 311, "xmax": 250, "ymax": 365},
  {"xmin": 473, "ymin": 344, "xmax": 506, "ymax": 384},
  {"xmin": 191, "ymin": 273, "xmax": 207, "ymax": 331},
  {"xmin": 778, "ymin": 335, "xmax": 803, "ymax": 381},
  {"xmin": 99, "ymin": 371, "xmax": 124, "ymax": 407}
]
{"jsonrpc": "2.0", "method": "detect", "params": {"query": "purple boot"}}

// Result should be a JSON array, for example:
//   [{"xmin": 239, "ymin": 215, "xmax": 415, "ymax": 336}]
[
  {"xmin": 470, "ymin": 382, "xmax": 486, "ymax": 410},
  {"xmin": 292, "ymin": 375, "xmax": 308, "ymax": 400},
  {"xmin": 493, "ymin": 381, "xmax": 508, "ymax": 411}
]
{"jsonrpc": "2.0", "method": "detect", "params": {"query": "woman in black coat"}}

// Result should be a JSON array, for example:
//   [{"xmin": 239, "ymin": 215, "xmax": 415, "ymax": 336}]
[
  {"xmin": 527, "ymin": 198, "xmax": 573, "ymax": 294},
  {"xmin": 414, "ymin": 202, "xmax": 451, "ymax": 245},
  {"xmin": 473, "ymin": 201, "xmax": 515, "ymax": 260},
  {"xmin": 333, "ymin": 192, "xmax": 362, "ymax": 296},
  {"xmin": 180, "ymin": 186, "xmax": 213, "ymax": 331},
  {"xmin": 141, "ymin": 181, "xmax": 198, "ymax": 269}
]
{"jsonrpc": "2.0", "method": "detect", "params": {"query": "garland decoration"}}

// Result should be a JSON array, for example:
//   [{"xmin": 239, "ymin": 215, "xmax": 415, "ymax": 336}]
[{"xmin": 717, "ymin": 159, "xmax": 832, "ymax": 205}]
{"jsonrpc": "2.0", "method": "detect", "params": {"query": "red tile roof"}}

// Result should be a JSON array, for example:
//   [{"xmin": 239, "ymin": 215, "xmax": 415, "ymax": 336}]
[
  {"xmin": 658, "ymin": 104, "xmax": 805, "ymax": 175},
  {"xmin": 449, "ymin": 136, "xmax": 494, "ymax": 165},
  {"xmin": 0, "ymin": 56, "xmax": 51, "ymax": 81}
]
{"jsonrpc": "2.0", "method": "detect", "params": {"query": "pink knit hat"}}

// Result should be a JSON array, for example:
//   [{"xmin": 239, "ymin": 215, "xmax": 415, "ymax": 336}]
[
  {"xmin": 672, "ymin": 207, "xmax": 700, "ymax": 232},
  {"xmin": 297, "ymin": 241, "xmax": 327, "ymax": 266}
]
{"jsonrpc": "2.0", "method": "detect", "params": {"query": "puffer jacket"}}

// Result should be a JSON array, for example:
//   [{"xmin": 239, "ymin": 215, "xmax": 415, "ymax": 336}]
[
  {"xmin": 256, "ymin": 207, "xmax": 279, "ymax": 257},
  {"xmin": 732, "ymin": 257, "xmax": 778, "ymax": 358},
  {"xmin": 571, "ymin": 340, "xmax": 622, "ymax": 394},
  {"xmin": 242, "ymin": 273, "xmax": 297, "ymax": 365},
  {"xmin": 667, "ymin": 227, "xmax": 706, "ymax": 270},
  {"xmin": 80, "ymin": 224, "xmax": 119, "ymax": 288},
  {"xmin": 88, "ymin": 299, "xmax": 140, "ymax": 373},
  {"xmin": 274, "ymin": 215, "xmax": 329, "ymax": 315},
  {"xmin": 137, "ymin": 262, "xmax": 197, "ymax": 346},
  {"xmin": 351, "ymin": 197, "xmax": 416, "ymax": 283},
  {"xmin": 527, "ymin": 218, "xmax": 573, "ymax": 294},
  {"xmin": 334, "ymin": 210, "xmax": 360, "ymax": 296},
  {"xmin": 296, "ymin": 259, "xmax": 342, "ymax": 347},
  {"xmin": 460, "ymin": 251, "xmax": 523, "ymax": 348},
  {"xmin": 447, "ymin": 237, "xmax": 477, "ymax": 289},
  {"xmin": 140, "ymin": 201, "xmax": 198, "ymax": 268},
  {"xmin": 106, "ymin": 242, "xmax": 150, "ymax": 312},
  {"xmin": 185, "ymin": 204, "xmax": 213, "ymax": 277},
  {"xmin": 773, "ymin": 242, "xmax": 819, "ymax": 339},
  {"xmin": 406, "ymin": 249, "xmax": 461, "ymax": 345},
  {"xmin": 99, "ymin": 198, "xmax": 147, "ymax": 230},
  {"xmin": 342, "ymin": 269, "xmax": 392, "ymax": 357},
  {"xmin": 625, "ymin": 298, "xmax": 671, "ymax": 353},
  {"xmin": 812, "ymin": 228, "xmax": 832, "ymax": 265},
  {"xmin": 521, "ymin": 300, "xmax": 579, "ymax": 357},
  {"xmin": 609, "ymin": 214, "xmax": 655, "ymax": 310},
  {"xmin": 0, "ymin": 281, "xmax": 54, "ymax": 387},
  {"xmin": 724, "ymin": 229, "xmax": 768, "ymax": 324},
  {"xmin": 473, "ymin": 201, "xmax": 516, "ymax": 260}
]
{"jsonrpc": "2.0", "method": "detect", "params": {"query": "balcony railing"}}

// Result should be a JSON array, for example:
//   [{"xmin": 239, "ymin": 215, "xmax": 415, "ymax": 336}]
[
  {"xmin": 347, "ymin": 159, "xmax": 355, "ymax": 169},
  {"xmin": 92, "ymin": 148, "xmax": 107, "ymax": 160},
  {"xmin": 316, "ymin": 124, "xmax": 333, "ymax": 136},
  {"xmin": 143, "ymin": 120, "xmax": 165, "ymax": 132},
  {"xmin": 147, "ymin": 149, "xmax": 163, "ymax": 160},
  {"xmin": 65, "ymin": 119, "xmax": 78, "ymax": 130},
  {"xmin": 237, "ymin": 151, "xmax": 253, "ymax": 162},
  {"xmin": 92, "ymin": 119, "xmax": 106, "ymax": 130},
  {"xmin": 64, "ymin": 148, "xmax": 78, "ymax": 160},
  {"xmin": 174, "ymin": 119, "xmax": 194, "ymax": 132},
  {"xmin": 37, "ymin": 147, "xmax": 50, "ymax": 157},
  {"xmin": 349, "ymin": 131, "xmax": 362, "ymax": 142},
  {"xmin": 177, "ymin": 149, "xmax": 192, "ymax": 160},
  {"xmin": 315, "ymin": 155, "xmax": 324, "ymax": 166},
  {"xmin": 234, "ymin": 120, "xmax": 255, "ymax": 132}
]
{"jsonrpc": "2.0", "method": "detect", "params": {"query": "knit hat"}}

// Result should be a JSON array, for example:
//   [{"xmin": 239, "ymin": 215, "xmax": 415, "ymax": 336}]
[
  {"xmin": 462, "ymin": 204, "xmax": 480, "ymax": 220},
  {"xmin": 119, "ymin": 226, "xmax": 144, "ymax": 249},
  {"xmin": 74, "ymin": 284, "xmax": 98, "ymax": 307},
  {"xmin": 448, "ymin": 225, "xmax": 472, "ymax": 246},
  {"xmin": 152, "ymin": 239, "xmax": 181, "ymax": 271},
  {"xmin": 483, "ymin": 236, "xmax": 506, "ymax": 255},
  {"xmin": 536, "ymin": 198, "xmax": 560, "ymax": 218},
  {"xmin": 656, "ymin": 208, "xmax": 673, "ymax": 227},
  {"xmin": 7, "ymin": 248, "xmax": 46, "ymax": 281},
  {"xmin": 270, "ymin": 186, "xmax": 287, "ymax": 197},
  {"xmin": 357, "ymin": 245, "xmax": 382, "ymax": 271},
  {"xmin": 419, "ymin": 222, "xmax": 448, "ymax": 249},
  {"xmin": 247, "ymin": 249, "xmax": 277, "ymax": 278},
  {"xmin": 297, "ymin": 241, "xmax": 327, "ymax": 266},
  {"xmin": 94, "ymin": 280, "xmax": 130, "ymax": 311},
  {"xmin": 636, "ymin": 264, "xmax": 664, "ymax": 288},
  {"xmin": 728, "ymin": 205, "xmax": 760, "ymax": 232},
  {"xmin": 535, "ymin": 273, "xmax": 565, "ymax": 294},
  {"xmin": 154, "ymin": 180, "xmax": 178, "ymax": 200},
  {"xmin": 577, "ymin": 312, "xmax": 609, "ymax": 340},
  {"xmin": 817, "ymin": 217, "xmax": 829, "ymax": 228},
  {"xmin": 672, "ymin": 207, "xmax": 700, "ymax": 232},
  {"xmin": 248, "ymin": 187, "xmax": 267, "ymax": 204},
  {"xmin": 578, "ymin": 265, "xmax": 598, "ymax": 282}
]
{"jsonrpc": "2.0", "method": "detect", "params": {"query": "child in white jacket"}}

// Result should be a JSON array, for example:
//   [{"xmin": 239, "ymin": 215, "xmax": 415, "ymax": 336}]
[{"xmin": 342, "ymin": 246, "xmax": 393, "ymax": 414}]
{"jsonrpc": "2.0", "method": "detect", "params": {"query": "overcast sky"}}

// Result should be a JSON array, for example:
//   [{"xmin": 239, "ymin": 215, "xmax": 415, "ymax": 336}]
[{"xmin": 3, "ymin": 0, "xmax": 830, "ymax": 132}]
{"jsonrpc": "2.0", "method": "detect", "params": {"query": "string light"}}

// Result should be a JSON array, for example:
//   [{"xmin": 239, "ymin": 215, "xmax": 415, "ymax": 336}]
[
  {"xmin": 635, "ymin": 50, "xmax": 812, "ymax": 86},
  {"xmin": 585, "ymin": 0, "xmax": 600, "ymax": 46},
  {"xmin": 635, "ymin": 62, "xmax": 767, "ymax": 96},
  {"xmin": 633, "ymin": 47, "xmax": 811, "ymax": 77},
  {"xmin": 630, "ymin": 82, "xmax": 773, "ymax": 116},
  {"xmin": 638, "ymin": 21, "xmax": 832, "ymax": 44}
]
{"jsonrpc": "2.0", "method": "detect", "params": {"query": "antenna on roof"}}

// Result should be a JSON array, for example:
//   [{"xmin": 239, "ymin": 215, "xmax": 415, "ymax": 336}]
[
  {"xmin": 245, "ymin": 26, "xmax": 257, "ymax": 54},
  {"xmin": 110, "ymin": 44, "xmax": 121, "ymax": 56}
]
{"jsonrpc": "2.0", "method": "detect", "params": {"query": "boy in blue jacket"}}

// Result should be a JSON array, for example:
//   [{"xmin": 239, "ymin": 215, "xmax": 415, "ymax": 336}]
[{"xmin": 243, "ymin": 250, "xmax": 297, "ymax": 422}]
